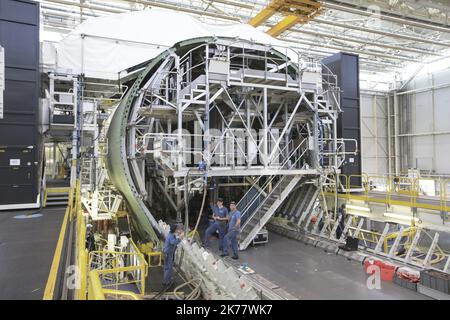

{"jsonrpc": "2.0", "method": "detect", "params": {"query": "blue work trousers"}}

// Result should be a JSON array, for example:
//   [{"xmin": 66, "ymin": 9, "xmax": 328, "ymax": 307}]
[
  {"xmin": 223, "ymin": 229, "xmax": 239, "ymax": 257},
  {"xmin": 204, "ymin": 222, "xmax": 226, "ymax": 250},
  {"xmin": 163, "ymin": 251, "xmax": 175, "ymax": 285}
]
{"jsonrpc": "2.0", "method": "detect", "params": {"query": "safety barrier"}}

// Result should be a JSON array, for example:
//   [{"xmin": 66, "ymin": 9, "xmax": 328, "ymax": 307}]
[
  {"xmin": 87, "ymin": 270, "xmax": 141, "ymax": 300},
  {"xmin": 87, "ymin": 239, "xmax": 148, "ymax": 298},
  {"xmin": 444, "ymin": 179, "xmax": 450, "ymax": 214},
  {"xmin": 270, "ymin": 201, "xmax": 450, "ymax": 275},
  {"xmin": 73, "ymin": 179, "xmax": 88, "ymax": 300},
  {"xmin": 44, "ymin": 171, "xmax": 150, "ymax": 300},
  {"xmin": 43, "ymin": 180, "xmax": 80, "ymax": 300},
  {"xmin": 325, "ymin": 174, "xmax": 450, "ymax": 213}
]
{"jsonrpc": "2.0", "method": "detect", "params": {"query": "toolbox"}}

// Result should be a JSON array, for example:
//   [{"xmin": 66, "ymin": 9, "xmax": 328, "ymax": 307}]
[{"xmin": 252, "ymin": 227, "xmax": 269, "ymax": 245}]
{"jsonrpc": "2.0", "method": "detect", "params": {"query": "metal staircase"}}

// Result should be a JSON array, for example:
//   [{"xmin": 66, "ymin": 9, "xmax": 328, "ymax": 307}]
[
  {"xmin": 44, "ymin": 190, "xmax": 69, "ymax": 207},
  {"xmin": 178, "ymin": 74, "xmax": 207, "ymax": 105},
  {"xmin": 239, "ymin": 174, "xmax": 301, "ymax": 250},
  {"xmin": 235, "ymin": 137, "xmax": 310, "ymax": 250},
  {"xmin": 275, "ymin": 183, "xmax": 319, "ymax": 225},
  {"xmin": 44, "ymin": 185, "xmax": 70, "ymax": 207}
]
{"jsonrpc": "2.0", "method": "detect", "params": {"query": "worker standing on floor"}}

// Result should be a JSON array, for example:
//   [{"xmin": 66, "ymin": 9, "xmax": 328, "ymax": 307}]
[
  {"xmin": 221, "ymin": 201, "xmax": 241, "ymax": 260},
  {"xmin": 203, "ymin": 198, "xmax": 229, "ymax": 251},
  {"xmin": 163, "ymin": 224, "xmax": 184, "ymax": 287}
]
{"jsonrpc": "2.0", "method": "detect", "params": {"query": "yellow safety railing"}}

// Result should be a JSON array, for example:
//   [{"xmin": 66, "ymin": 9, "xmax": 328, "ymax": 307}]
[
  {"xmin": 347, "ymin": 226, "xmax": 416, "ymax": 254},
  {"xmin": 74, "ymin": 180, "xmax": 88, "ymax": 300},
  {"xmin": 88, "ymin": 270, "xmax": 105, "ymax": 300},
  {"xmin": 146, "ymin": 251, "xmax": 163, "ymax": 267},
  {"xmin": 43, "ymin": 179, "xmax": 79, "ymax": 300},
  {"xmin": 368, "ymin": 175, "xmax": 390, "ymax": 205},
  {"xmin": 346, "ymin": 174, "xmax": 369, "ymax": 199},
  {"xmin": 102, "ymin": 289, "xmax": 141, "ymax": 300},
  {"xmin": 383, "ymin": 227, "xmax": 416, "ymax": 254},
  {"xmin": 443, "ymin": 179, "xmax": 450, "ymax": 213},
  {"xmin": 393, "ymin": 177, "xmax": 417, "ymax": 207},
  {"xmin": 324, "ymin": 174, "xmax": 450, "ymax": 213},
  {"xmin": 88, "ymin": 270, "xmax": 141, "ymax": 300},
  {"xmin": 87, "ymin": 239, "xmax": 148, "ymax": 298}
]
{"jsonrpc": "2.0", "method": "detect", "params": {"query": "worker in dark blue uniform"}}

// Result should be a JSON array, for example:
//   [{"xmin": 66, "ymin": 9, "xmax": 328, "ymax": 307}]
[
  {"xmin": 203, "ymin": 198, "xmax": 229, "ymax": 251},
  {"xmin": 163, "ymin": 224, "xmax": 184, "ymax": 287},
  {"xmin": 221, "ymin": 201, "xmax": 241, "ymax": 260}
]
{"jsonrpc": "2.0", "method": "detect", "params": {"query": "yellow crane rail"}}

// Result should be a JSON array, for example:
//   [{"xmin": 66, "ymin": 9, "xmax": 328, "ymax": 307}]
[{"xmin": 249, "ymin": 0, "xmax": 323, "ymax": 37}]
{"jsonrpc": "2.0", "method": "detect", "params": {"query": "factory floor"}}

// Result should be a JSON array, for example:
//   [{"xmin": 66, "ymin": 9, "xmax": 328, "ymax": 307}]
[
  {"xmin": 0, "ymin": 207, "xmax": 65, "ymax": 299},
  {"xmin": 208, "ymin": 232, "xmax": 429, "ymax": 300}
]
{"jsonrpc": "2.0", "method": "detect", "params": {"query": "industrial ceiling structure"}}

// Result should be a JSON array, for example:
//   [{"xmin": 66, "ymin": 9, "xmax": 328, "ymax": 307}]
[{"xmin": 39, "ymin": 0, "xmax": 450, "ymax": 81}]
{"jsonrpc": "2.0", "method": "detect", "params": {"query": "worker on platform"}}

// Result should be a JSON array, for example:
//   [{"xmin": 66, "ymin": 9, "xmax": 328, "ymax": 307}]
[
  {"xmin": 221, "ymin": 201, "xmax": 241, "ymax": 260},
  {"xmin": 203, "ymin": 198, "xmax": 229, "ymax": 251},
  {"xmin": 163, "ymin": 224, "xmax": 184, "ymax": 287}
]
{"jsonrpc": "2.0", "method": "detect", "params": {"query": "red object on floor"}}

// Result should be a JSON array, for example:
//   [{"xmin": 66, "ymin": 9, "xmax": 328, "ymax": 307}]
[
  {"xmin": 364, "ymin": 258, "xmax": 385, "ymax": 272},
  {"xmin": 397, "ymin": 267, "xmax": 420, "ymax": 283},
  {"xmin": 381, "ymin": 262, "xmax": 397, "ymax": 271},
  {"xmin": 364, "ymin": 258, "xmax": 399, "ymax": 282},
  {"xmin": 380, "ymin": 267, "xmax": 396, "ymax": 282}
]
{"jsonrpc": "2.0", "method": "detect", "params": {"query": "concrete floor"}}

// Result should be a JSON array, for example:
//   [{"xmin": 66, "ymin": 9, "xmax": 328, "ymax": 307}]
[
  {"xmin": 208, "ymin": 232, "xmax": 429, "ymax": 300},
  {"xmin": 0, "ymin": 207, "xmax": 65, "ymax": 299},
  {"xmin": 0, "ymin": 205, "xmax": 428, "ymax": 300}
]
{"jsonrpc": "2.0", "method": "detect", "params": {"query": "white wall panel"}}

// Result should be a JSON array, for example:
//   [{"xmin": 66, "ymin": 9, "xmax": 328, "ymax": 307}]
[
  {"xmin": 360, "ymin": 93, "xmax": 389, "ymax": 175},
  {"xmin": 402, "ymin": 68, "xmax": 450, "ymax": 175}
]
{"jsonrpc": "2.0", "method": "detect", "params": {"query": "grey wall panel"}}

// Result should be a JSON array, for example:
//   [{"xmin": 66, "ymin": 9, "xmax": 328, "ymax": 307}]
[
  {"xmin": 0, "ymin": 124, "xmax": 37, "ymax": 145},
  {"xmin": 0, "ymin": 21, "xmax": 38, "ymax": 69},
  {"xmin": 0, "ymin": 0, "xmax": 39, "ymax": 25},
  {"xmin": 4, "ymin": 78, "xmax": 38, "ymax": 113}
]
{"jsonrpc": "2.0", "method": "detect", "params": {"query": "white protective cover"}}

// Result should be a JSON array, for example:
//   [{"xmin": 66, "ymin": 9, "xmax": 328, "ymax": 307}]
[{"xmin": 57, "ymin": 9, "xmax": 298, "ymax": 80}]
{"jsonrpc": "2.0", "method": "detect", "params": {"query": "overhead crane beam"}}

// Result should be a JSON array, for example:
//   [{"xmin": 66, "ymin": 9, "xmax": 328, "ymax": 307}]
[
  {"xmin": 267, "ymin": 16, "xmax": 303, "ymax": 37},
  {"xmin": 267, "ymin": 10, "xmax": 322, "ymax": 36},
  {"xmin": 250, "ymin": 0, "xmax": 323, "ymax": 36},
  {"xmin": 249, "ymin": 3, "xmax": 280, "ymax": 27}
]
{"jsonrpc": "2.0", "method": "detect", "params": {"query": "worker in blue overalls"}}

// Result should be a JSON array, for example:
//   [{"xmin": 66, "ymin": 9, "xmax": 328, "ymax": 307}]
[
  {"xmin": 221, "ymin": 201, "xmax": 241, "ymax": 260},
  {"xmin": 203, "ymin": 198, "xmax": 229, "ymax": 251},
  {"xmin": 163, "ymin": 224, "xmax": 184, "ymax": 287}
]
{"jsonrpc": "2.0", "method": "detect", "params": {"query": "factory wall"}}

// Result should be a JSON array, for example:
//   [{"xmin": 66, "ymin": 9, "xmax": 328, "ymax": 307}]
[
  {"xmin": 400, "ymin": 67, "xmax": 450, "ymax": 175},
  {"xmin": 360, "ymin": 92, "xmax": 389, "ymax": 176}
]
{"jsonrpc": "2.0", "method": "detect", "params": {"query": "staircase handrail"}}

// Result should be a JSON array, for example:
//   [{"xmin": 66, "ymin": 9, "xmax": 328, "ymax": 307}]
[{"xmin": 239, "ymin": 138, "xmax": 308, "ymax": 220}]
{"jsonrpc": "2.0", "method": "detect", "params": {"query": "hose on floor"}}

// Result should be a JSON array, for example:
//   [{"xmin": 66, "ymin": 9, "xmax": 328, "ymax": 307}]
[{"xmin": 174, "ymin": 278, "xmax": 202, "ymax": 300}]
